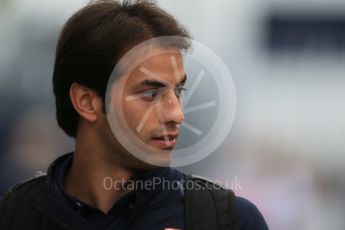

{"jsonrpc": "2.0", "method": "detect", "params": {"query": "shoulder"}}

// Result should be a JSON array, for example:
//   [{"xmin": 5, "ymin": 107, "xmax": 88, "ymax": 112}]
[
  {"xmin": 0, "ymin": 176, "xmax": 47, "ymax": 212},
  {"xmin": 2, "ymin": 175, "xmax": 47, "ymax": 196},
  {"xmin": 185, "ymin": 174, "xmax": 269, "ymax": 229},
  {"xmin": 234, "ymin": 196, "xmax": 269, "ymax": 230},
  {"xmin": 0, "ymin": 176, "xmax": 48, "ymax": 228},
  {"xmin": 186, "ymin": 174, "xmax": 230, "ymax": 190}
]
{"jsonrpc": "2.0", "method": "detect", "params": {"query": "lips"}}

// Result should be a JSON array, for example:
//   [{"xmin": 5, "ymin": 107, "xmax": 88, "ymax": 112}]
[
  {"xmin": 153, "ymin": 134, "xmax": 177, "ymax": 141},
  {"xmin": 151, "ymin": 134, "xmax": 178, "ymax": 149}
]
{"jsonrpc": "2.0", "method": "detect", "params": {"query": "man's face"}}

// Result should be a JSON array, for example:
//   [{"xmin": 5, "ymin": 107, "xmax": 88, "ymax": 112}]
[{"xmin": 107, "ymin": 46, "xmax": 186, "ymax": 166}]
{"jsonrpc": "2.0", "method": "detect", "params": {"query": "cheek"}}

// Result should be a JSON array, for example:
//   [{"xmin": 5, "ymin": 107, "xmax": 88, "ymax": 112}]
[
  {"xmin": 123, "ymin": 102, "xmax": 139, "ymax": 126},
  {"xmin": 122, "ymin": 100, "xmax": 155, "ymax": 136}
]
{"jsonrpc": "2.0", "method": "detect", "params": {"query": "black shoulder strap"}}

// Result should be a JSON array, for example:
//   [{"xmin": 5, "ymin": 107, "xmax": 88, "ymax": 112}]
[{"xmin": 184, "ymin": 174, "xmax": 235, "ymax": 230}]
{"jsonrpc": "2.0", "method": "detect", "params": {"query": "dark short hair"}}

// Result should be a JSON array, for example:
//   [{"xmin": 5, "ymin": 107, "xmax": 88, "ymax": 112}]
[{"xmin": 53, "ymin": 0, "xmax": 191, "ymax": 138}]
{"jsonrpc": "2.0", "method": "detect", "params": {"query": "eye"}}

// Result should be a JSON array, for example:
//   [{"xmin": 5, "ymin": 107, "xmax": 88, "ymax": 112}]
[
  {"xmin": 141, "ymin": 88, "xmax": 163, "ymax": 100},
  {"xmin": 174, "ymin": 86, "xmax": 187, "ymax": 98}
]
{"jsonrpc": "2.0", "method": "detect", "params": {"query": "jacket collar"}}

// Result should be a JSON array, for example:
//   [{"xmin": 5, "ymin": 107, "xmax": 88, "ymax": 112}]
[{"xmin": 37, "ymin": 152, "xmax": 185, "ymax": 229}]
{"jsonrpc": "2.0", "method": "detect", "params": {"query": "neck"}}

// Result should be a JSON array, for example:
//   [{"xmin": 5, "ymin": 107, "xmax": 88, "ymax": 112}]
[{"xmin": 64, "ymin": 129, "xmax": 134, "ymax": 214}]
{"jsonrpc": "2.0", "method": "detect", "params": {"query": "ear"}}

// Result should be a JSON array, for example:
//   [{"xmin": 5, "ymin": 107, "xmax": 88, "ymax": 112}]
[{"xmin": 69, "ymin": 83, "xmax": 103, "ymax": 122}]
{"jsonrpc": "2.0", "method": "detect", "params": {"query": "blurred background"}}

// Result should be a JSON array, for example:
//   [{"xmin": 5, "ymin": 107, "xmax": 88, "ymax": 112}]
[{"xmin": 1, "ymin": 0, "xmax": 344, "ymax": 229}]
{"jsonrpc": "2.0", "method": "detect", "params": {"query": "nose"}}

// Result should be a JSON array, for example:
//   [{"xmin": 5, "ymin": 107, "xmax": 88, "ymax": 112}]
[{"xmin": 158, "ymin": 90, "xmax": 185, "ymax": 125}]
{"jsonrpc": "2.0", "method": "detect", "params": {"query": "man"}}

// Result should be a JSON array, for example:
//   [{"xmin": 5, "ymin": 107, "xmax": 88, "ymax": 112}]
[{"xmin": 0, "ymin": 0, "xmax": 269, "ymax": 229}]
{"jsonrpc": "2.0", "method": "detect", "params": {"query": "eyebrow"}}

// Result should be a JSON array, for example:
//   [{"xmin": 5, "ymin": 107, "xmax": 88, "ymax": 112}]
[
  {"xmin": 180, "ymin": 74, "xmax": 187, "ymax": 85},
  {"xmin": 136, "ymin": 74, "xmax": 187, "ymax": 89}
]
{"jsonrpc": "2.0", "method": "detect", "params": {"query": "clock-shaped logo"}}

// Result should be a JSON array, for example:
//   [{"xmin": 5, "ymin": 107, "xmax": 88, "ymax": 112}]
[{"xmin": 105, "ymin": 36, "xmax": 236, "ymax": 167}]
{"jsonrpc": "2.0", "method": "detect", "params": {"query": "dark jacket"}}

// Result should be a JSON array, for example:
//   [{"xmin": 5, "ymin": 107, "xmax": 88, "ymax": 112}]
[{"xmin": 0, "ymin": 153, "xmax": 269, "ymax": 230}]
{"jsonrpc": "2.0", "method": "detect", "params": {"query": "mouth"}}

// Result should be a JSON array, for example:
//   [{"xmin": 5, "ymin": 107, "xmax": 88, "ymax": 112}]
[{"xmin": 150, "ymin": 134, "xmax": 178, "ymax": 149}]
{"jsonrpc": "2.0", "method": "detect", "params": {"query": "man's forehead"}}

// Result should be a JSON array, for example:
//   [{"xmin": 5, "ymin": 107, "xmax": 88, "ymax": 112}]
[
  {"xmin": 126, "ymin": 48, "xmax": 186, "ymax": 86},
  {"xmin": 139, "ymin": 46, "xmax": 183, "ymax": 67}
]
